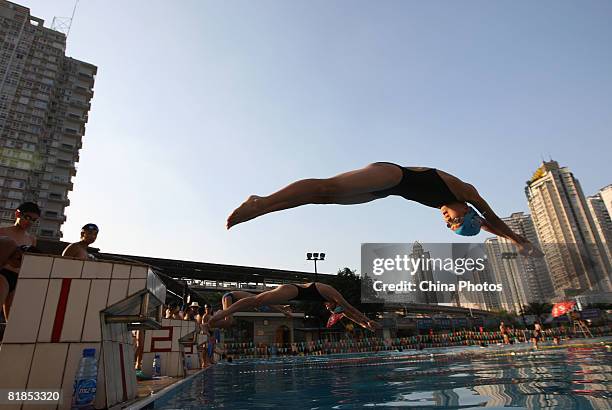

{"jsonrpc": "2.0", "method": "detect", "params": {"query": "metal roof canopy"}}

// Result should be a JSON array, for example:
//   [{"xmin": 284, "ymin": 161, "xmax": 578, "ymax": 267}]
[{"xmin": 102, "ymin": 253, "xmax": 321, "ymax": 284}]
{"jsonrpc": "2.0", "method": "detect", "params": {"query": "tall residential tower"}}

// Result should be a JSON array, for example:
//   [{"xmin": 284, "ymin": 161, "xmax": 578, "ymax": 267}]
[
  {"xmin": 525, "ymin": 161, "xmax": 611, "ymax": 297},
  {"xmin": 0, "ymin": 0, "xmax": 96, "ymax": 239},
  {"xmin": 586, "ymin": 192, "xmax": 612, "ymax": 270}
]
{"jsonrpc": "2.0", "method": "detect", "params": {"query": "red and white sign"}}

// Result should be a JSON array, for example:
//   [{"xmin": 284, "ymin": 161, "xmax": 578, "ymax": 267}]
[{"xmin": 552, "ymin": 301, "xmax": 576, "ymax": 318}]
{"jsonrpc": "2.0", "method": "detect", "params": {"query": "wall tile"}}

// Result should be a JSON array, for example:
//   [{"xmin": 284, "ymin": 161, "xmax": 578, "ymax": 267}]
[
  {"xmin": 37, "ymin": 279, "xmax": 62, "ymax": 342},
  {"xmin": 102, "ymin": 341, "xmax": 117, "ymax": 407},
  {"xmin": 19, "ymin": 255, "xmax": 53, "ymax": 278},
  {"xmin": 81, "ymin": 261, "xmax": 112, "ymax": 279},
  {"xmin": 25, "ymin": 344, "xmax": 69, "ymax": 400},
  {"xmin": 60, "ymin": 280, "xmax": 91, "ymax": 342},
  {"xmin": 93, "ymin": 349, "xmax": 107, "ymax": 410},
  {"xmin": 127, "ymin": 278, "xmax": 146, "ymax": 296},
  {"xmin": 81, "ymin": 280, "xmax": 110, "ymax": 342},
  {"xmin": 3, "ymin": 279, "xmax": 48, "ymax": 343},
  {"xmin": 106, "ymin": 280, "xmax": 128, "ymax": 306},
  {"xmin": 141, "ymin": 352, "xmax": 154, "ymax": 378},
  {"xmin": 51, "ymin": 258, "xmax": 83, "ymax": 278},
  {"xmin": 129, "ymin": 266, "xmax": 148, "ymax": 279},
  {"xmin": 111, "ymin": 264, "xmax": 130, "ymax": 279},
  {"xmin": 0, "ymin": 344, "xmax": 36, "ymax": 388},
  {"xmin": 158, "ymin": 352, "xmax": 169, "ymax": 376}
]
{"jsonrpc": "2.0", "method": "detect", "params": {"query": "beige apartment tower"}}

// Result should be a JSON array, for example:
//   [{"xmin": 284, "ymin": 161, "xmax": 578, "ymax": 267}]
[
  {"xmin": 599, "ymin": 184, "xmax": 612, "ymax": 218},
  {"xmin": 525, "ymin": 161, "xmax": 612, "ymax": 297},
  {"xmin": 0, "ymin": 0, "xmax": 96, "ymax": 239},
  {"xmin": 484, "ymin": 212, "xmax": 554, "ymax": 312},
  {"xmin": 586, "ymin": 192, "xmax": 612, "ymax": 270}
]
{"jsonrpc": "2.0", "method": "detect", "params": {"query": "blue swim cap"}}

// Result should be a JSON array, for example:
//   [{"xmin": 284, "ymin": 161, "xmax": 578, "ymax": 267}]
[{"xmin": 454, "ymin": 207, "xmax": 482, "ymax": 236}]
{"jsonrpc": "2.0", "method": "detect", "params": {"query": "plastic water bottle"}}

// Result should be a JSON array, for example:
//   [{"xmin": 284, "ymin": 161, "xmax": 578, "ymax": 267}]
[
  {"xmin": 71, "ymin": 348, "xmax": 97, "ymax": 410},
  {"xmin": 153, "ymin": 354, "xmax": 161, "ymax": 377}
]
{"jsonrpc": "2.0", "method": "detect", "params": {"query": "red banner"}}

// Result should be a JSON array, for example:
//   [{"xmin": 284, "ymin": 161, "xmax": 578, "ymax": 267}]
[{"xmin": 552, "ymin": 301, "xmax": 576, "ymax": 318}]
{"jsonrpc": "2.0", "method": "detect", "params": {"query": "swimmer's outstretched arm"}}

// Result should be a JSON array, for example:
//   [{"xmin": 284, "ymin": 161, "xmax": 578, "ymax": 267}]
[
  {"xmin": 206, "ymin": 303, "xmax": 290, "ymax": 329},
  {"xmin": 208, "ymin": 296, "xmax": 258, "ymax": 327},
  {"xmin": 341, "ymin": 307, "xmax": 380, "ymax": 332},
  {"xmin": 269, "ymin": 305, "xmax": 293, "ymax": 317},
  {"xmin": 319, "ymin": 284, "xmax": 381, "ymax": 332},
  {"xmin": 465, "ymin": 186, "xmax": 543, "ymax": 256}
]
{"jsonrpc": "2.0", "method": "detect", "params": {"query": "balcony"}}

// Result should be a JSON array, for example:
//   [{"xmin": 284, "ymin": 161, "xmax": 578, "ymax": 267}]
[
  {"xmin": 54, "ymin": 159, "xmax": 75, "ymax": 170},
  {"xmin": 42, "ymin": 213, "xmax": 67, "ymax": 222},
  {"xmin": 58, "ymin": 143, "xmax": 76, "ymax": 153},
  {"xmin": 47, "ymin": 194, "xmax": 70, "ymax": 206},
  {"xmin": 73, "ymin": 86, "xmax": 94, "ymax": 99},
  {"xmin": 48, "ymin": 176, "xmax": 73, "ymax": 190},
  {"xmin": 69, "ymin": 100, "xmax": 90, "ymax": 110}
]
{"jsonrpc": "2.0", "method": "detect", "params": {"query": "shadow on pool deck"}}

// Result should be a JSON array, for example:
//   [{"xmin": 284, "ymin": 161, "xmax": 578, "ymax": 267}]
[{"xmin": 135, "ymin": 368, "xmax": 206, "ymax": 398}]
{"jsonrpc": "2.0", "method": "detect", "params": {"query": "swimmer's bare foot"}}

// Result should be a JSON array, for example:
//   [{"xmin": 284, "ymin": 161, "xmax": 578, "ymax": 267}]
[{"xmin": 226, "ymin": 195, "xmax": 265, "ymax": 229}]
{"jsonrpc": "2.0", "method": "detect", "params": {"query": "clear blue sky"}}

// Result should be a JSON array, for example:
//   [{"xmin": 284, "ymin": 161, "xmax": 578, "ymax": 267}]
[{"xmin": 23, "ymin": 0, "xmax": 612, "ymax": 274}]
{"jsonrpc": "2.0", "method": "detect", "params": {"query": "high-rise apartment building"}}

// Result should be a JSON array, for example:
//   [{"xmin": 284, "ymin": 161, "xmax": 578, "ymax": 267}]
[
  {"xmin": 586, "ymin": 193, "xmax": 612, "ymax": 269},
  {"xmin": 599, "ymin": 184, "xmax": 612, "ymax": 218},
  {"xmin": 483, "ymin": 213, "xmax": 555, "ymax": 313},
  {"xmin": 525, "ymin": 161, "xmax": 611, "ymax": 297},
  {"xmin": 0, "ymin": 0, "xmax": 96, "ymax": 239},
  {"xmin": 484, "ymin": 237, "xmax": 524, "ymax": 313},
  {"xmin": 410, "ymin": 242, "xmax": 437, "ymax": 305},
  {"xmin": 501, "ymin": 212, "xmax": 554, "ymax": 302}
]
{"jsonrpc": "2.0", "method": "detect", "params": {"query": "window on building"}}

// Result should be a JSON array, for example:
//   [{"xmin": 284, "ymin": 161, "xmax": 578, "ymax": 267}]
[
  {"xmin": 9, "ymin": 180, "xmax": 25, "ymax": 189},
  {"xmin": 7, "ymin": 190, "xmax": 23, "ymax": 199},
  {"xmin": 33, "ymin": 100, "xmax": 47, "ymax": 109}
]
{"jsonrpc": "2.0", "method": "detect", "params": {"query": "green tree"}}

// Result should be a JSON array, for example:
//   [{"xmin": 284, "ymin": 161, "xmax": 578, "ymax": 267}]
[
  {"xmin": 322, "ymin": 267, "xmax": 384, "ymax": 313},
  {"xmin": 521, "ymin": 302, "xmax": 553, "ymax": 317},
  {"xmin": 491, "ymin": 309, "xmax": 519, "ymax": 324}
]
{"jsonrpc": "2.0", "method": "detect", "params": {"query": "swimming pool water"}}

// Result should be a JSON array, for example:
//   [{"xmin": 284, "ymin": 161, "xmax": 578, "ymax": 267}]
[{"xmin": 150, "ymin": 341, "xmax": 611, "ymax": 409}]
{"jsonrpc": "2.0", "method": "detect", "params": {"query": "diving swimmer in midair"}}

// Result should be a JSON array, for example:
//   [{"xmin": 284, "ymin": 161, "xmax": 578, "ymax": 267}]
[{"xmin": 226, "ymin": 162, "xmax": 542, "ymax": 257}]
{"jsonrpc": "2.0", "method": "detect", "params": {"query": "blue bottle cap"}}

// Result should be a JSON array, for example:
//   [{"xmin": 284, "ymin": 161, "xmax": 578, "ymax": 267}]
[{"xmin": 83, "ymin": 348, "xmax": 96, "ymax": 357}]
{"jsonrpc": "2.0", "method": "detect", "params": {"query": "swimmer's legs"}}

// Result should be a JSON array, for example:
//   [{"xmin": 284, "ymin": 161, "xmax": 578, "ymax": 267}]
[
  {"xmin": 134, "ymin": 330, "xmax": 144, "ymax": 369},
  {"xmin": 227, "ymin": 163, "xmax": 401, "ymax": 228},
  {"xmin": 2, "ymin": 290, "xmax": 14, "ymax": 320},
  {"xmin": 209, "ymin": 285, "xmax": 298, "ymax": 327},
  {"xmin": 0, "ymin": 278, "xmax": 8, "ymax": 320},
  {"xmin": 0, "ymin": 238, "xmax": 18, "ymax": 318}
]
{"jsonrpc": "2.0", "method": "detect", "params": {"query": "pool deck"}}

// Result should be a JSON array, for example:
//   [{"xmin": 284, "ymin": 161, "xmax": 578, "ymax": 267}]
[
  {"xmin": 113, "ymin": 368, "xmax": 207, "ymax": 410},
  {"xmin": 122, "ymin": 337, "xmax": 611, "ymax": 410}
]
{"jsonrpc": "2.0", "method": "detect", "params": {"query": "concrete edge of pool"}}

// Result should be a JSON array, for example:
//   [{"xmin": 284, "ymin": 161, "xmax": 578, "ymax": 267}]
[
  {"xmin": 122, "ymin": 368, "xmax": 209, "ymax": 410},
  {"xmin": 122, "ymin": 338, "xmax": 612, "ymax": 409}
]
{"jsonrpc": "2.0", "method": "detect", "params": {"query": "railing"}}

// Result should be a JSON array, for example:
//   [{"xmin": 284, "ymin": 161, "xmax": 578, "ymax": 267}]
[{"xmin": 222, "ymin": 325, "xmax": 611, "ymax": 359}]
